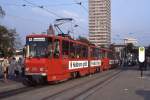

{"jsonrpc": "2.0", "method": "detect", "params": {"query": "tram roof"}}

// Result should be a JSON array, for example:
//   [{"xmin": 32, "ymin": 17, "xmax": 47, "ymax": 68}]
[
  {"xmin": 100, "ymin": 48, "xmax": 112, "ymax": 52},
  {"xmin": 26, "ymin": 34, "xmax": 88, "ymax": 46}
]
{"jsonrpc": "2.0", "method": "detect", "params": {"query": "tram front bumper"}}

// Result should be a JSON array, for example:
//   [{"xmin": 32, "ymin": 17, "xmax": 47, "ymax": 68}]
[{"xmin": 25, "ymin": 72, "xmax": 47, "ymax": 76}]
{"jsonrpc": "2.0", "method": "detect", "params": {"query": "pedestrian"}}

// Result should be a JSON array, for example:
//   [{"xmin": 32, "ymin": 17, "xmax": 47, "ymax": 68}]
[
  {"xmin": 23, "ymin": 46, "xmax": 26, "ymax": 57},
  {"xmin": 144, "ymin": 57, "xmax": 147, "ymax": 70},
  {"xmin": 18, "ymin": 57, "xmax": 25, "ymax": 77},
  {"xmin": 13, "ymin": 57, "xmax": 19, "ymax": 78},
  {"xmin": 139, "ymin": 57, "xmax": 148, "ymax": 77},
  {"xmin": 2, "ymin": 56, "xmax": 9, "ymax": 82},
  {"xmin": 119, "ymin": 59, "xmax": 122, "ymax": 66},
  {"xmin": 21, "ymin": 57, "xmax": 25, "ymax": 77},
  {"xmin": 9, "ymin": 57, "xmax": 15, "ymax": 79}
]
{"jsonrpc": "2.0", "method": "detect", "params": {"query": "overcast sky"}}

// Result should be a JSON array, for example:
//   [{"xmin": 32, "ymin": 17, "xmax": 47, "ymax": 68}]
[{"xmin": 0, "ymin": 0, "xmax": 150, "ymax": 46}]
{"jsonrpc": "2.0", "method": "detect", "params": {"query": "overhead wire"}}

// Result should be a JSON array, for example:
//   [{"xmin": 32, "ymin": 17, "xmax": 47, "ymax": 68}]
[
  {"xmin": 0, "ymin": 1, "xmax": 88, "ymax": 7},
  {"xmin": 22, "ymin": 0, "xmax": 62, "ymax": 18},
  {"xmin": 71, "ymin": 0, "xmax": 89, "ymax": 38},
  {"xmin": 0, "ymin": 3, "xmax": 34, "ymax": 7},
  {"xmin": 2, "ymin": 0, "xmax": 89, "ymax": 38},
  {"xmin": 73, "ymin": 0, "xmax": 88, "ymax": 12},
  {"xmin": 22, "ymin": 0, "xmax": 88, "ymax": 33}
]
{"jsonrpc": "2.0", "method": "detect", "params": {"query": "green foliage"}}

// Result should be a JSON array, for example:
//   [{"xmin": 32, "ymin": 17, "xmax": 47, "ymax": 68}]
[
  {"xmin": 0, "ymin": 25, "xmax": 21, "ymax": 57},
  {"xmin": 109, "ymin": 44, "xmax": 115, "ymax": 52},
  {"xmin": 77, "ymin": 36, "xmax": 91, "ymax": 44},
  {"xmin": 126, "ymin": 43, "xmax": 134, "ymax": 53},
  {"xmin": 124, "ymin": 43, "xmax": 138, "ymax": 59},
  {"xmin": 146, "ymin": 45, "xmax": 150, "ymax": 57},
  {"xmin": 0, "ymin": 6, "xmax": 5, "ymax": 18}
]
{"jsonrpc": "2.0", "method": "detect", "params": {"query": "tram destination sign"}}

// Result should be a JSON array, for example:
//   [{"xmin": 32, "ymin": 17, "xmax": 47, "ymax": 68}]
[{"xmin": 28, "ymin": 37, "xmax": 46, "ymax": 42}]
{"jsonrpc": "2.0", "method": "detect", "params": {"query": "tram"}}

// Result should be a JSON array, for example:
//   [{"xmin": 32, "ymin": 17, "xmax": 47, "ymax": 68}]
[{"xmin": 24, "ymin": 34, "xmax": 119, "ymax": 85}]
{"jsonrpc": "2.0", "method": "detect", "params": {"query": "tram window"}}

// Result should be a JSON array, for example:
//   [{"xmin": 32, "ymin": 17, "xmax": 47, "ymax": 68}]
[
  {"xmin": 76, "ymin": 44, "xmax": 82, "ymax": 58},
  {"xmin": 47, "ymin": 39, "xmax": 53, "ymax": 58},
  {"xmin": 98, "ymin": 49, "xmax": 101, "ymax": 58},
  {"xmin": 95, "ymin": 48, "xmax": 100, "ymax": 58},
  {"xmin": 104, "ymin": 52, "xmax": 108, "ymax": 58},
  {"xmin": 90, "ymin": 48, "xmax": 93, "ymax": 58},
  {"xmin": 101, "ymin": 52, "xmax": 105, "ymax": 58},
  {"xmin": 91, "ymin": 48, "xmax": 100, "ymax": 58},
  {"xmin": 69, "ymin": 42, "xmax": 76, "ymax": 58},
  {"xmin": 54, "ymin": 39, "xmax": 60, "ymax": 58},
  {"xmin": 23, "ymin": 46, "xmax": 27, "ymax": 57},
  {"xmin": 108, "ymin": 52, "xmax": 114, "ymax": 59},
  {"xmin": 90, "ymin": 48, "xmax": 95, "ymax": 58},
  {"xmin": 62, "ymin": 40, "xmax": 69, "ymax": 58},
  {"xmin": 75, "ymin": 44, "xmax": 87, "ymax": 59},
  {"xmin": 82, "ymin": 46, "xmax": 88, "ymax": 58}
]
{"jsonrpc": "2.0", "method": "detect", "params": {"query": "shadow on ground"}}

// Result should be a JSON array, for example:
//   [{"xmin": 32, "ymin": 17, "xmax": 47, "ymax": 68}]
[{"xmin": 136, "ymin": 90, "xmax": 150, "ymax": 100}]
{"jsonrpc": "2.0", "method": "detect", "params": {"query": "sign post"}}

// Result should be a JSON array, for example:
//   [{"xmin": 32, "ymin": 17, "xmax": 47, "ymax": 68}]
[{"xmin": 138, "ymin": 47, "xmax": 145, "ymax": 78}]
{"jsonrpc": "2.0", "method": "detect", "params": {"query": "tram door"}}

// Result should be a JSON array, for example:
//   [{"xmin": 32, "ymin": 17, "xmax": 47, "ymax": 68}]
[{"xmin": 51, "ymin": 39, "xmax": 62, "ymax": 73}]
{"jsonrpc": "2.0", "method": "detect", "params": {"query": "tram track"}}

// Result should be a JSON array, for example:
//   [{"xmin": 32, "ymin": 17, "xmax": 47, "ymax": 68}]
[
  {"xmin": 0, "ymin": 69, "xmax": 121, "ymax": 100},
  {"xmin": 42, "ymin": 69, "xmax": 122, "ymax": 100},
  {"xmin": 0, "ymin": 85, "xmax": 47, "ymax": 99},
  {"xmin": 71, "ymin": 70, "xmax": 122, "ymax": 100},
  {"xmin": 0, "ymin": 70, "xmax": 112, "ymax": 99}
]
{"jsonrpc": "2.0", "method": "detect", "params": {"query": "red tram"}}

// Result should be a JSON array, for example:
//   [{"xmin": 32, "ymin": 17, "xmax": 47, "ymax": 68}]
[{"xmin": 24, "ymin": 34, "xmax": 119, "ymax": 85}]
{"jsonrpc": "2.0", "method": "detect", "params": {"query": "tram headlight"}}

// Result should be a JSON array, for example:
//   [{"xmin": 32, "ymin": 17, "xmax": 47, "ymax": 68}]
[
  {"xmin": 39, "ymin": 67, "xmax": 48, "ymax": 72},
  {"xmin": 40, "ymin": 68, "xmax": 44, "ymax": 72},
  {"xmin": 25, "ymin": 67, "xmax": 29, "ymax": 71}
]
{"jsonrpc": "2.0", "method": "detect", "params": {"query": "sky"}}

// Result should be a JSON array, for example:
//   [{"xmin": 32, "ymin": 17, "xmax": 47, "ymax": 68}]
[{"xmin": 0, "ymin": 0, "xmax": 150, "ymax": 46}]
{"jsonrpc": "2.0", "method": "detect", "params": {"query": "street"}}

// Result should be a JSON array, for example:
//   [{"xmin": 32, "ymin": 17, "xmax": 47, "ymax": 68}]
[{"xmin": 0, "ymin": 66, "xmax": 150, "ymax": 100}]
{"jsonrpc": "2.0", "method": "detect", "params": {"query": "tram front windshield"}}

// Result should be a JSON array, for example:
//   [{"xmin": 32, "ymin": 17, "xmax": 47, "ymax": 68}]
[
  {"xmin": 29, "ymin": 44, "xmax": 48, "ymax": 57},
  {"xmin": 27, "ymin": 37, "xmax": 52, "ymax": 58}
]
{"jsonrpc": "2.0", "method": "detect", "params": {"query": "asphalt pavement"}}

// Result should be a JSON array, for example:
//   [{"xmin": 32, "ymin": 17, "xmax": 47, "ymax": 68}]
[
  {"xmin": 0, "ymin": 66, "xmax": 150, "ymax": 100},
  {"xmin": 0, "ymin": 79, "xmax": 25, "ymax": 93},
  {"xmin": 85, "ymin": 66, "xmax": 150, "ymax": 100}
]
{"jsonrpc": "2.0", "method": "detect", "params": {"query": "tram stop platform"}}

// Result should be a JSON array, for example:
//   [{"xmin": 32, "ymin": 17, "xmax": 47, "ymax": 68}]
[{"xmin": 0, "ymin": 78, "xmax": 25, "ymax": 93}]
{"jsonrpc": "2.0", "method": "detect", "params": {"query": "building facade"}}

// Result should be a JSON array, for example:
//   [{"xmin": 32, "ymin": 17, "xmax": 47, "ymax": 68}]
[
  {"xmin": 89, "ymin": 0, "xmax": 111, "ymax": 47},
  {"xmin": 124, "ymin": 38, "xmax": 138, "ymax": 45}
]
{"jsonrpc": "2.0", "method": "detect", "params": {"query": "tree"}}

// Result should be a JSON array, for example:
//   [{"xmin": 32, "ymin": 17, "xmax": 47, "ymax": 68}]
[
  {"xmin": 0, "ymin": 25, "xmax": 21, "ymax": 57},
  {"xmin": 126, "ymin": 43, "xmax": 134, "ymax": 53},
  {"xmin": 77, "ymin": 36, "xmax": 91, "ymax": 44},
  {"xmin": 0, "ymin": 6, "xmax": 5, "ymax": 18},
  {"xmin": 146, "ymin": 45, "xmax": 150, "ymax": 57},
  {"xmin": 109, "ymin": 44, "xmax": 115, "ymax": 52}
]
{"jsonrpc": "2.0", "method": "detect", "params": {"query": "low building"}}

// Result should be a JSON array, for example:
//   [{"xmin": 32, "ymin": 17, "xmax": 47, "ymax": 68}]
[
  {"xmin": 124, "ymin": 38, "xmax": 138, "ymax": 45},
  {"xmin": 113, "ymin": 44, "xmax": 125, "ymax": 60}
]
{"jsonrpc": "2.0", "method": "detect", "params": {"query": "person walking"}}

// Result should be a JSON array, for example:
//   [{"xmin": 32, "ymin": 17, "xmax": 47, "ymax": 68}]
[
  {"xmin": 18, "ymin": 57, "xmax": 24, "ymax": 77},
  {"xmin": 9, "ymin": 57, "xmax": 15, "ymax": 79},
  {"xmin": 13, "ymin": 57, "xmax": 19, "ymax": 79},
  {"xmin": 2, "ymin": 57, "xmax": 9, "ymax": 82},
  {"xmin": 18, "ymin": 57, "xmax": 25, "ymax": 77}
]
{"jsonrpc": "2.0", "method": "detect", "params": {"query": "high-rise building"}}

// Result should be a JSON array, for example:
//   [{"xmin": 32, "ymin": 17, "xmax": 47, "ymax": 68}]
[{"xmin": 89, "ymin": 0, "xmax": 111, "ymax": 47}]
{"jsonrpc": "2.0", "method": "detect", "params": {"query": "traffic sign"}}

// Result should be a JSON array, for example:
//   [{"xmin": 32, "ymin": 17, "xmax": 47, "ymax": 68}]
[{"xmin": 138, "ymin": 47, "xmax": 145, "ymax": 63}]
